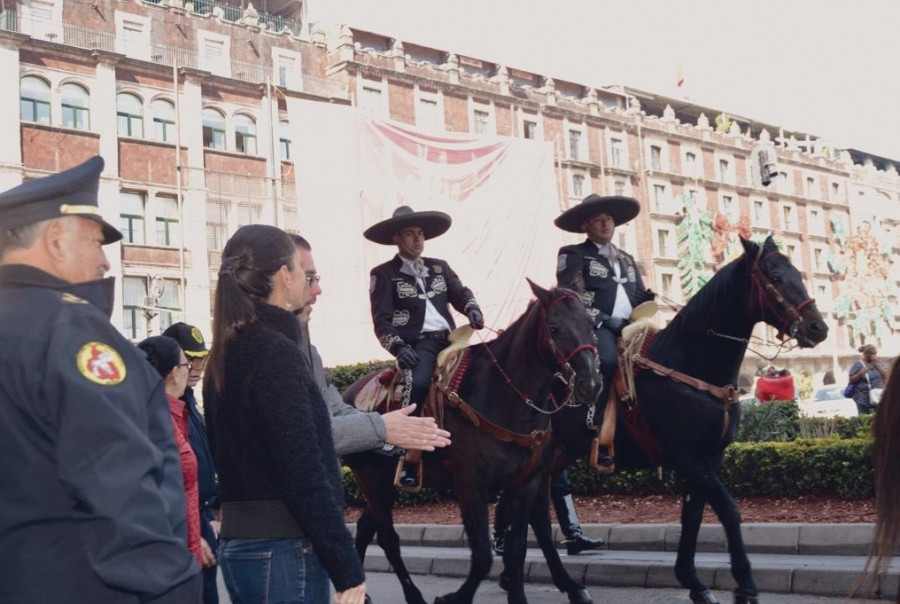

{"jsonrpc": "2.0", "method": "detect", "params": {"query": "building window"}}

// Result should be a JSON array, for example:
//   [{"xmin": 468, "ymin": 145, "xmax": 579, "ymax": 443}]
[
  {"xmin": 473, "ymin": 109, "xmax": 490, "ymax": 135},
  {"xmin": 234, "ymin": 114, "xmax": 257, "ymax": 155},
  {"xmin": 120, "ymin": 19, "xmax": 147, "ymax": 59},
  {"xmin": 201, "ymin": 36, "xmax": 227, "ymax": 77},
  {"xmin": 202, "ymin": 108, "xmax": 225, "ymax": 150},
  {"xmin": 61, "ymin": 83, "xmax": 89, "ymax": 129},
  {"xmin": 652, "ymin": 184, "xmax": 666, "ymax": 212},
  {"xmin": 568, "ymin": 129, "xmax": 582, "ymax": 160},
  {"xmin": 657, "ymin": 229, "xmax": 670, "ymax": 257},
  {"xmin": 684, "ymin": 151, "xmax": 697, "ymax": 175},
  {"xmin": 157, "ymin": 278, "xmax": 182, "ymax": 331},
  {"xmin": 813, "ymin": 247, "xmax": 823, "ymax": 271},
  {"xmin": 122, "ymin": 277, "xmax": 148, "ymax": 340},
  {"xmin": 614, "ymin": 180, "xmax": 626, "ymax": 196},
  {"xmin": 661, "ymin": 273, "xmax": 673, "ymax": 298},
  {"xmin": 572, "ymin": 174, "xmax": 584, "ymax": 197},
  {"xmin": 28, "ymin": 0, "xmax": 57, "ymax": 39},
  {"xmin": 276, "ymin": 55, "xmax": 297, "ymax": 88},
  {"xmin": 523, "ymin": 120, "xmax": 537, "ymax": 139},
  {"xmin": 782, "ymin": 205, "xmax": 796, "ymax": 230},
  {"xmin": 153, "ymin": 196, "xmax": 179, "ymax": 247},
  {"xmin": 786, "ymin": 244, "xmax": 796, "ymax": 262},
  {"xmin": 831, "ymin": 182, "xmax": 841, "ymax": 200},
  {"xmin": 359, "ymin": 85, "xmax": 385, "ymax": 119},
  {"xmin": 116, "ymin": 93, "xmax": 144, "ymax": 138},
  {"xmin": 753, "ymin": 200, "xmax": 766, "ymax": 225},
  {"xmin": 720, "ymin": 194, "xmax": 735, "ymax": 220},
  {"xmin": 152, "ymin": 99, "xmax": 176, "ymax": 142},
  {"xmin": 20, "ymin": 76, "xmax": 51, "ymax": 124},
  {"xmin": 650, "ymin": 145, "xmax": 662, "ymax": 171},
  {"xmin": 718, "ymin": 158, "xmax": 730, "ymax": 182},
  {"xmin": 805, "ymin": 176, "xmax": 817, "ymax": 198},
  {"xmin": 119, "ymin": 192, "xmax": 145, "ymax": 245},
  {"xmin": 279, "ymin": 120, "xmax": 291, "ymax": 160},
  {"xmin": 417, "ymin": 97, "xmax": 440, "ymax": 130},
  {"xmin": 610, "ymin": 137, "xmax": 623, "ymax": 167}
]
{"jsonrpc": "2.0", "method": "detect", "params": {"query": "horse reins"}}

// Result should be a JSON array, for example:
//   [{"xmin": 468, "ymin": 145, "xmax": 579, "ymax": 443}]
[{"xmin": 749, "ymin": 248, "xmax": 816, "ymax": 341}]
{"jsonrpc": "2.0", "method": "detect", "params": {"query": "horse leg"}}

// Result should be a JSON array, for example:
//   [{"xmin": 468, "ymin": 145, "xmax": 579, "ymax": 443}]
[
  {"xmin": 352, "ymin": 468, "xmax": 427, "ymax": 604},
  {"xmin": 498, "ymin": 488, "xmax": 532, "ymax": 604},
  {"xmin": 704, "ymin": 475, "xmax": 758, "ymax": 604},
  {"xmin": 675, "ymin": 485, "xmax": 720, "ymax": 604},
  {"xmin": 526, "ymin": 479, "xmax": 593, "ymax": 604},
  {"xmin": 355, "ymin": 507, "xmax": 377, "ymax": 562},
  {"xmin": 435, "ymin": 493, "xmax": 492, "ymax": 604}
]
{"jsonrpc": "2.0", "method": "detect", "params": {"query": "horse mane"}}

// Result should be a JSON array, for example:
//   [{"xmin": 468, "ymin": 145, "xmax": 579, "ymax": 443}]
[{"xmin": 673, "ymin": 254, "xmax": 749, "ymax": 329}]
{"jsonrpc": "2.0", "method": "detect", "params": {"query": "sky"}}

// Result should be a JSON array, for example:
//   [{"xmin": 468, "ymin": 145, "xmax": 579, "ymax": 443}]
[{"xmin": 310, "ymin": 0, "xmax": 900, "ymax": 161}]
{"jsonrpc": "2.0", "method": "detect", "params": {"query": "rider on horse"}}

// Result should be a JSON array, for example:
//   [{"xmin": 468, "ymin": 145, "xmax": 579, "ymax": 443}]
[{"xmin": 364, "ymin": 206, "xmax": 485, "ymax": 488}]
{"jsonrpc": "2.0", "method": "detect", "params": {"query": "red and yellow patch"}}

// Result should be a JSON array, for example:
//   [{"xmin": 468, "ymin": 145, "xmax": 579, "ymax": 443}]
[{"xmin": 76, "ymin": 342, "xmax": 127, "ymax": 386}]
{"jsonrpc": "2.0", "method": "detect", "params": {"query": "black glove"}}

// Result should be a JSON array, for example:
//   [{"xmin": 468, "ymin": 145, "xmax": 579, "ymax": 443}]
[
  {"xmin": 395, "ymin": 345, "xmax": 419, "ymax": 370},
  {"xmin": 467, "ymin": 308, "xmax": 485, "ymax": 330},
  {"xmin": 603, "ymin": 316, "xmax": 627, "ymax": 336},
  {"xmin": 634, "ymin": 288, "xmax": 657, "ymax": 305}
]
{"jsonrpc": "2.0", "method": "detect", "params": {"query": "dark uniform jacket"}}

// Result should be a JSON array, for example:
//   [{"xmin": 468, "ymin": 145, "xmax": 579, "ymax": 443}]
[
  {"xmin": 369, "ymin": 254, "xmax": 479, "ymax": 354},
  {"xmin": 0, "ymin": 264, "xmax": 200, "ymax": 604},
  {"xmin": 557, "ymin": 240, "xmax": 648, "ymax": 327}
]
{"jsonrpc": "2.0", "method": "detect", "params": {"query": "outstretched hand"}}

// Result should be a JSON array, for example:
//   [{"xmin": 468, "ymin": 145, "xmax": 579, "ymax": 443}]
[
  {"xmin": 382, "ymin": 404, "xmax": 451, "ymax": 451},
  {"xmin": 467, "ymin": 308, "xmax": 485, "ymax": 330}
]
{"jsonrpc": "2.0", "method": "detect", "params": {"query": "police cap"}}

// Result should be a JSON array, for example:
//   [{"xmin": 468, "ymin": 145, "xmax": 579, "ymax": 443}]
[
  {"xmin": 162, "ymin": 322, "xmax": 209, "ymax": 358},
  {"xmin": 0, "ymin": 156, "xmax": 122, "ymax": 244}
]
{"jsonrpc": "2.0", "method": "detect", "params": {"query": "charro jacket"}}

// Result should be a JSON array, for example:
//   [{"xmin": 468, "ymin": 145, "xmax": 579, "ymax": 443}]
[
  {"xmin": 556, "ymin": 240, "xmax": 648, "ymax": 327},
  {"xmin": 369, "ymin": 254, "xmax": 480, "ymax": 355}
]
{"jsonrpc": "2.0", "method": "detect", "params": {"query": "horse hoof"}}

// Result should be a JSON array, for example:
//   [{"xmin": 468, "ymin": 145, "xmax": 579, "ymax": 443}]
[
  {"xmin": 498, "ymin": 573, "xmax": 510, "ymax": 592},
  {"xmin": 690, "ymin": 590, "xmax": 721, "ymax": 604},
  {"xmin": 734, "ymin": 595, "xmax": 759, "ymax": 604},
  {"xmin": 568, "ymin": 587, "xmax": 593, "ymax": 604}
]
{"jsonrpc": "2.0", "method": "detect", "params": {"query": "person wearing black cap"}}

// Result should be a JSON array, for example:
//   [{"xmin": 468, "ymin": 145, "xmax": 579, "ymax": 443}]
[
  {"xmin": 365, "ymin": 206, "xmax": 484, "ymax": 488},
  {"xmin": 551, "ymin": 193, "xmax": 654, "ymax": 551},
  {"xmin": 162, "ymin": 322, "xmax": 220, "ymax": 604},
  {"xmin": 0, "ymin": 156, "xmax": 201, "ymax": 602}
]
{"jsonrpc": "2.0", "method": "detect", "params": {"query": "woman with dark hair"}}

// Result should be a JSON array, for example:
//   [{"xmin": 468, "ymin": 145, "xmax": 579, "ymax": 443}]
[
  {"xmin": 137, "ymin": 335, "xmax": 202, "ymax": 566},
  {"xmin": 848, "ymin": 344, "xmax": 888, "ymax": 414},
  {"xmin": 859, "ymin": 358, "xmax": 900, "ymax": 601},
  {"xmin": 203, "ymin": 224, "xmax": 366, "ymax": 604}
]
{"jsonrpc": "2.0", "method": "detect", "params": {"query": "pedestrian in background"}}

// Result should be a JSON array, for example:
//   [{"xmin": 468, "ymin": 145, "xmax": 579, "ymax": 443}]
[
  {"xmin": 138, "ymin": 335, "xmax": 203, "ymax": 567},
  {"xmin": 0, "ymin": 156, "xmax": 200, "ymax": 602},
  {"xmin": 204, "ymin": 224, "xmax": 365, "ymax": 604},
  {"xmin": 163, "ymin": 321, "xmax": 221, "ymax": 604},
  {"xmin": 848, "ymin": 344, "xmax": 888, "ymax": 414}
]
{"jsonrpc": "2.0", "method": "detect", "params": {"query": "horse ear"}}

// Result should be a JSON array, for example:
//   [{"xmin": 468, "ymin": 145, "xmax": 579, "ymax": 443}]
[
  {"xmin": 762, "ymin": 235, "xmax": 778, "ymax": 253},
  {"xmin": 741, "ymin": 237, "xmax": 759, "ymax": 258},
  {"xmin": 527, "ymin": 278, "xmax": 551, "ymax": 305}
]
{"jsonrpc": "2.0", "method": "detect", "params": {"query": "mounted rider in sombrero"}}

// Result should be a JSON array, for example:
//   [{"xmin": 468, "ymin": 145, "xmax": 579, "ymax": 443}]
[
  {"xmin": 555, "ymin": 194, "xmax": 656, "ymax": 468},
  {"xmin": 365, "ymin": 206, "xmax": 485, "ymax": 489}
]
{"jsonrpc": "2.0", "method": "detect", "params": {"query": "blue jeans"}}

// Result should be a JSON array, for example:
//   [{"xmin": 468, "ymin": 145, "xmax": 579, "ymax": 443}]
[{"xmin": 220, "ymin": 538, "xmax": 330, "ymax": 604}]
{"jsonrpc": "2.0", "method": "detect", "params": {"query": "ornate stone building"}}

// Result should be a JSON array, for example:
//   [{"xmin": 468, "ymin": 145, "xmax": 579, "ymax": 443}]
[{"xmin": 2, "ymin": 0, "xmax": 897, "ymax": 389}]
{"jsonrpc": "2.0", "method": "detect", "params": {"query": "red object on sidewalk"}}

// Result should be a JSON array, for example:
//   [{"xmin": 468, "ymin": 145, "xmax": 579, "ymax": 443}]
[{"xmin": 756, "ymin": 372, "xmax": 795, "ymax": 402}]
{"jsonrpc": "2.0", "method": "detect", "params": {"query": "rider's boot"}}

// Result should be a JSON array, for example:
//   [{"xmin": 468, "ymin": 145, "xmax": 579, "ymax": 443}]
[{"xmin": 554, "ymin": 493, "xmax": 605, "ymax": 555}]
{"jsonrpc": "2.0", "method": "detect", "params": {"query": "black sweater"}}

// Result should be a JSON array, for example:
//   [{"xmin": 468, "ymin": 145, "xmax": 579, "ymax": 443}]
[{"xmin": 204, "ymin": 302, "xmax": 364, "ymax": 591}]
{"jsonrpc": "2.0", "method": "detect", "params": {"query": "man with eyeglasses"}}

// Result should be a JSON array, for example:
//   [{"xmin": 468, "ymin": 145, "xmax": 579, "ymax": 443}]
[
  {"xmin": 289, "ymin": 234, "xmax": 451, "ymax": 458},
  {"xmin": 162, "ymin": 322, "xmax": 220, "ymax": 604}
]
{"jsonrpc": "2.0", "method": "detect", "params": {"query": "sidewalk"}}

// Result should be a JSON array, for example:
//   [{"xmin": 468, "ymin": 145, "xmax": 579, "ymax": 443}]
[{"xmin": 351, "ymin": 523, "xmax": 900, "ymax": 601}]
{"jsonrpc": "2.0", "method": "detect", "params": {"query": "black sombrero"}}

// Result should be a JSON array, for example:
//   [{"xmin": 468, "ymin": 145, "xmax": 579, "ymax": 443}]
[
  {"xmin": 554, "ymin": 194, "xmax": 640, "ymax": 233},
  {"xmin": 363, "ymin": 206, "xmax": 452, "ymax": 245}
]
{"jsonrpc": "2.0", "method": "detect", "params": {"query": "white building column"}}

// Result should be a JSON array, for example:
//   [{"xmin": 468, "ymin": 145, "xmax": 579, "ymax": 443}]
[{"xmin": 0, "ymin": 36, "xmax": 24, "ymax": 189}]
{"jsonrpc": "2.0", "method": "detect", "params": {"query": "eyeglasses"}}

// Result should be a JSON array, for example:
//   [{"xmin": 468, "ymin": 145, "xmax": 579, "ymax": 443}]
[
  {"xmin": 175, "ymin": 362, "xmax": 191, "ymax": 370},
  {"xmin": 306, "ymin": 274, "xmax": 321, "ymax": 285},
  {"xmin": 189, "ymin": 357, "xmax": 208, "ymax": 369}
]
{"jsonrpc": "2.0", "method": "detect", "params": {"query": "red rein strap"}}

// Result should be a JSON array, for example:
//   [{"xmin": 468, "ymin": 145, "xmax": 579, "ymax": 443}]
[{"xmin": 750, "ymin": 250, "xmax": 815, "ymax": 339}]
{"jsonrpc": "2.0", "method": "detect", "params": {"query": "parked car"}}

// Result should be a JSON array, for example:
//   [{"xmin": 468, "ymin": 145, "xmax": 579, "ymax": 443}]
[{"xmin": 798, "ymin": 385, "xmax": 857, "ymax": 418}]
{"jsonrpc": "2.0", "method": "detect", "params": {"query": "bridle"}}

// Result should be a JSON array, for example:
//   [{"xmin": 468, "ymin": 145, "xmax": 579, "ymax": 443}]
[
  {"xmin": 749, "ymin": 248, "xmax": 816, "ymax": 342},
  {"xmin": 478, "ymin": 290, "xmax": 598, "ymax": 413}
]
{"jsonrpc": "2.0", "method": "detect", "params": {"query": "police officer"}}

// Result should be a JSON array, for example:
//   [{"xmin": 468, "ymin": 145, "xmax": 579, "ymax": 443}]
[
  {"xmin": 365, "ymin": 206, "xmax": 484, "ymax": 487},
  {"xmin": 0, "ymin": 156, "xmax": 201, "ymax": 603},
  {"xmin": 162, "ymin": 322, "xmax": 220, "ymax": 604}
]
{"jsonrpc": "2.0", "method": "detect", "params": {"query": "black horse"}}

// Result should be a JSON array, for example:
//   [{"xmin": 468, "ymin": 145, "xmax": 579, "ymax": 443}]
[
  {"xmin": 497, "ymin": 236, "xmax": 829, "ymax": 604},
  {"xmin": 343, "ymin": 281, "xmax": 602, "ymax": 604}
]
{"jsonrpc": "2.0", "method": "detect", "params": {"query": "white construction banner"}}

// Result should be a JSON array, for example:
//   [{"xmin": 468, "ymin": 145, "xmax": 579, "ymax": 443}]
[{"xmin": 291, "ymin": 99, "xmax": 565, "ymax": 366}]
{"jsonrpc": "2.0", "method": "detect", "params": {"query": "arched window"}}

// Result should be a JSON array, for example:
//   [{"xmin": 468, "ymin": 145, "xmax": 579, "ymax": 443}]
[
  {"xmin": 152, "ymin": 99, "xmax": 176, "ymax": 142},
  {"xmin": 279, "ymin": 120, "xmax": 291, "ymax": 161},
  {"xmin": 116, "ymin": 93, "xmax": 144, "ymax": 137},
  {"xmin": 61, "ymin": 83, "xmax": 90, "ymax": 130},
  {"xmin": 202, "ymin": 108, "xmax": 225, "ymax": 150},
  {"xmin": 234, "ymin": 114, "xmax": 256, "ymax": 155},
  {"xmin": 20, "ymin": 76, "xmax": 51, "ymax": 124}
]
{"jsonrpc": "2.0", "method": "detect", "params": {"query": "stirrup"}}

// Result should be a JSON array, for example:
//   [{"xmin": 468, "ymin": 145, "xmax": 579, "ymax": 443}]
[{"xmin": 393, "ymin": 457, "xmax": 423, "ymax": 494}]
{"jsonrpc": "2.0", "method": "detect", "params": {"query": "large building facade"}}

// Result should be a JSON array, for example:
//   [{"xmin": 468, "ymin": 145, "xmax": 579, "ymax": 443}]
[{"xmin": 2, "ymin": 0, "xmax": 898, "ymax": 388}]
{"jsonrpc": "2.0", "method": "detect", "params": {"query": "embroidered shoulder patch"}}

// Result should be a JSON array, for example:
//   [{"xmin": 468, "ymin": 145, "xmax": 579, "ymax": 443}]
[{"xmin": 76, "ymin": 342, "xmax": 127, "ymax": 386}]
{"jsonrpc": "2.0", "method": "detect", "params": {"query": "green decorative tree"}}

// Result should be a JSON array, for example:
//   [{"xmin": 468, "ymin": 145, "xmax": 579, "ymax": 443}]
[{"xmin": 675, "ymin": 193, "xmax": 713, "ymax": 297}]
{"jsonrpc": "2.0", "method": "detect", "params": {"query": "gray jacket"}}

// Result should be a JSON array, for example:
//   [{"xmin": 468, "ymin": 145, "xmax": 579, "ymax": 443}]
[{"xmin": 300, "ymin": 324, "xmax": 388, "ymax": 455}]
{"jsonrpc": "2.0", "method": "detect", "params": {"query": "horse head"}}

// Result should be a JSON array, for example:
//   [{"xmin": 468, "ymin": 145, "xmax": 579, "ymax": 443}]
[
  {"xmin": 741, "ymin": 235, "xmax": 828, "ymax": 348},
  {"xmin": 527, "ymin": 278, "xmax": 602, "ymax": 405}
]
